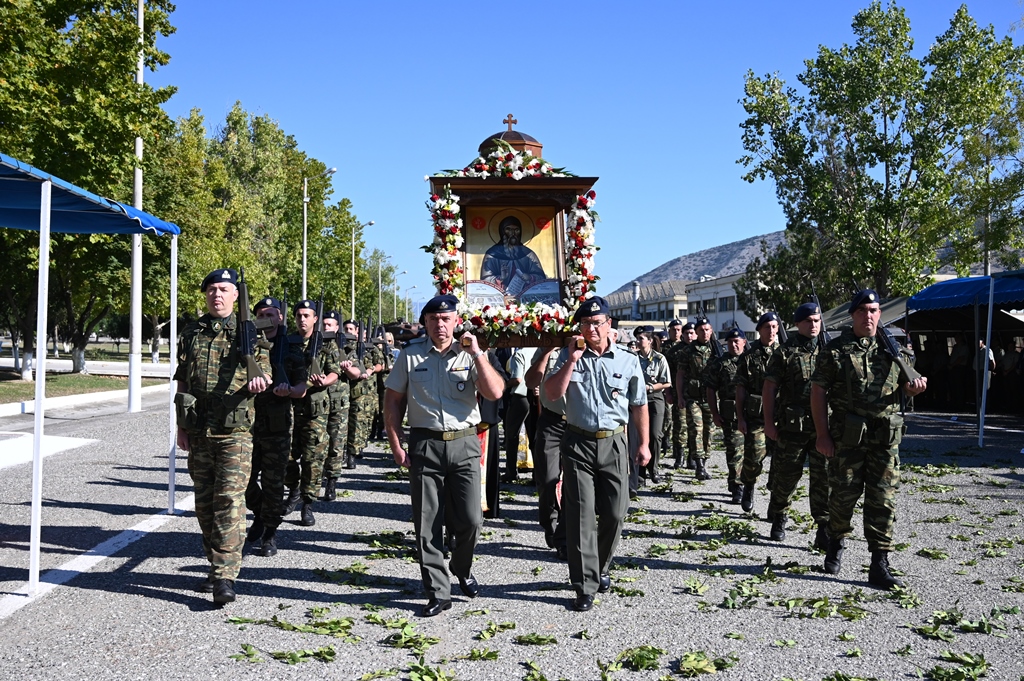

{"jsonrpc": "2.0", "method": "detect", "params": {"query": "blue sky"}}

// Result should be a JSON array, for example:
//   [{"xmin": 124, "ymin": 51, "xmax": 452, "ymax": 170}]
[{"xmin": 149, "ymin": 1, "xmax": 1022, "ymax": 303}]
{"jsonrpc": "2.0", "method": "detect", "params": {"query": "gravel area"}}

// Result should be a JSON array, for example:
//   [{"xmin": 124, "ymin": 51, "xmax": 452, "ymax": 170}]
[{"xmin": 0, "ymin": 403, "xmax": 1021, "ymax": 681}]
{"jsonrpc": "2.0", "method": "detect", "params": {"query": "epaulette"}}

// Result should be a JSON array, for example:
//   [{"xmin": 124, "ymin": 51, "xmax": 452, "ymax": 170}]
[{"xmin": 407, "ymin": 336, "xmax": 428, "ymax": 345}]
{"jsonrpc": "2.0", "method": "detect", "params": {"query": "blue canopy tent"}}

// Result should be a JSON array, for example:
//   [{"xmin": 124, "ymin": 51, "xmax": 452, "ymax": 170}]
[
  {"xmin": 0, "ymin": 152, "xmax": 182, "ymax": 596},
  {"xmin": 907, "ymin": 270, "xmax": 1024, "ymax": 445}
]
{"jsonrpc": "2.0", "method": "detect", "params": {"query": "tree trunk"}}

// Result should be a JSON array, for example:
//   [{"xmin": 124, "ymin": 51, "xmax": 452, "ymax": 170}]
[
  {"xmin": 12, "ymin": 333, "xmax": 20, "ymax": 372},
  {"xmin": 71, "ymin": 346, "xmax": 88, "ymax": 374},
  {"xmin": 22, "ymin": 350, "xmax": 33, "ymax": 381}
]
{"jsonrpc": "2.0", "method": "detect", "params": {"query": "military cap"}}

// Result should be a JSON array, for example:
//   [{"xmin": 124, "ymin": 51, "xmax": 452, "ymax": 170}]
[
  {"xmin": 295, "ymin": 299, "xmax": 319, "ymax": 314},
  {"xmin": 634, "ymin": 324, "xmax": 655, "ymax": 339},
  {"xmin": 656, "ymin": 330, "xmax": 668, "ymax": 340},
  {"xmin": 724, "ymin": 328, "xmax": 744, "ymax": 340},
  {"xmin": 253, "ymin": 296, "xmax": 282, "ymax": 313},
  {"xmin": 793, "ymin": 302, "xmax": 820, "ymax": 323},
  {"xmin": 572, "ymin": 296, "xmax": 610, "ymax": 324},
  {"xmin": 324, "ymin": 310, "xmax": 341, "ymax": 321},
  {"xmin": 848, "ymin": 289, "xmax": 879, "ymax": 313},
  {"xmin": 681, "ymin": 322, "xmax": 696, "ymax": 332},
  {"xmin": 668, "ymin": 319, "xmax": 683, "ymax": 327},
  {"xmin": 422, "ymin": 294, "xmax": 459, "ymax": 316},
  {"xmin": 200, "ymin": 268, "xmax": 237, "ymax": 292},
  {"xmin": 692, "ymin": 315, "xmax": 711, "ymax": 327},
  {"xmin": 755, "ymin": 311, "xmax": 781, "ymax": 330}
]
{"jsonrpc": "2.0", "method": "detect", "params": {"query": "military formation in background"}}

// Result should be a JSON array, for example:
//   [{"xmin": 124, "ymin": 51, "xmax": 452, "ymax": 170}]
[{"xmin": 174, "ymin": 270, "xmax": 929, "ymax": 611}]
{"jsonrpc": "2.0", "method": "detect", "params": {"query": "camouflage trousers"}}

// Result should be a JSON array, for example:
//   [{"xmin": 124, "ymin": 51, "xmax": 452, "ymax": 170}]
[
  {"xmin": 322, "ymin": 394, "xmax": 351, "ymax": 480},
  {"xmin": 720, "ymin": 419, "xmax": 744, "ymax": 485},
  {"xmin": 286, "ymin": 412, "xmax": 329, "ymax": 503},
  {"xmin": 670, "ymin": 403, "xmax": 687, "ymax": 456},
  {"xmin": 739, "ymin": 422, "xmax": 767, "ymax": 486},
  {"xmin": 828, "ymin": 443, "xmax": 900, "ymax": 552},
  {"xmin": 246, "ymin": 429, "xmax": 291, "ymax": 530},
  {"xmin": 685, "ymin": 400, "xmax": 712, "ymax": 460},
  {"xmin": 346, "ymin": 391, "xmax": 376, "ymax": 459},
  {"xmin": 767, "ymin": 430, "xmax": 830, "ymax": 526},
  {"xmin": 187, "ymin": 432, "xmax": 252, "ymax": 581}
]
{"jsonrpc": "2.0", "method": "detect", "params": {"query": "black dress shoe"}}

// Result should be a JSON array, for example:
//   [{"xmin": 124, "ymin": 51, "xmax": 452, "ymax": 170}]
[
  {"xmin": 420, "ymin": 597, "xmax": 452, "ymax": 617},
  {"xmin": 573, "ymin": 594, "xmax": 595, "ymax": 612},
  {"xmin": 299, "ymin": 502, "xmax": 315, "ymax": 527},
  {"xmin": 212, "ymin": 578, "xmax": 235, "ymax": 605},
  {"xmin": 597, "ymin": 573, "xmax": 611, "ymax": 593},
  {"xmin": 196, "ymin": 573, "xmax": 215, "ymax": 593},
  {"xmin": 555, "ymin": 545, "xmax": 568, "ymax": 561},
  {"xmin": 246, "ymin": 518, "xmax": 264, "ymax": 543},
  {"xmin": 457, "ymin": 573, "xmax": 480, "ymax": 598}
]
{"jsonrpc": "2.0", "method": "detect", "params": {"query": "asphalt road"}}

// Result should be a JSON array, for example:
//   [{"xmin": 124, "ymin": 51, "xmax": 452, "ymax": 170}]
[{"xmin": 0, "ymin": 400, "xmax": 1021, "ymax": 681}]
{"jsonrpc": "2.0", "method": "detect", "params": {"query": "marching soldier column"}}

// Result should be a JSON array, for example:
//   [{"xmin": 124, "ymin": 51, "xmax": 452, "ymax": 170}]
[
  {"xmin": 704, "ymin": 329, "xmax": 746, "ymax": 503},
  {"xmin": 734, "ymin": 312, "xmax": 781, "ymax": 514}
]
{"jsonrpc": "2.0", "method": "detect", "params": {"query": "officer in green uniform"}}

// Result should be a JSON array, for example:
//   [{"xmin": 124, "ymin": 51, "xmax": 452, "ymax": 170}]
[
  {"xmin": 525, "ymin": 345, "xmax": 568, "ymax": 559},
  {"xmin": 763, "ymin": 303, "xmax": 830, "ymax": 547},
  {"xmin": 677, "ymin": 316, "xmax": 715, "ymax": 480},
  {"xmin": 545, "ymin": 297, "xmax": 650, "ymax": 613},
  {"xmin": 811, "ymin": 290, "xmax": 927, "ymax": 590},
  {"xmin": 705, "ymin": 328, "xmax": 746, "ymax": 503},
  {"xmin": 175, "ymin": 268, "xmax": 269, "ymax": 605},
  {"xmin": 384, "ymin": 294, "xmax": 505, "ymax": 617},
  {"xmin": 668, "ymin": 322, "xmax": 697, "ymax": 468},
  {"xmin": 635, "ymin": 327, "xmax": 671, "ymax": 483},
  {"xmin": 245, "ymin": 297, "xmax": 306, "ymax": 557},
  {"xmin": 734, "ymin": 311, "xmax": 781, "ymax": 512},
  {"xmin": 283, "ymin": 300, "xmax": 348, "ymax": 527},
  {"xmin": 345, "ymin": 320, "xmax": 383, "ymax": 467},
  {"xmin": 321, "ymin": 311, "xmax": 361, "ymax": 500}
]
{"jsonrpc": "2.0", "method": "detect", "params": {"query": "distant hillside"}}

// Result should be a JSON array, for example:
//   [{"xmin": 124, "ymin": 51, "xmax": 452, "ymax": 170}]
[{"xmin": 608, "ymin": 231, "xmax": 787, "ymax": 294}]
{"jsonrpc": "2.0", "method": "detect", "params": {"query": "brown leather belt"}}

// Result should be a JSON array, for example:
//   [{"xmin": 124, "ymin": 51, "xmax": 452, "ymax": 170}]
[
  {"xmin": 567, "ymin": 424, "xmax": 625, "ymax": 440},
  {"xmin": 411, "ymin": 426, "xmax": 479, "ymax": 441}
]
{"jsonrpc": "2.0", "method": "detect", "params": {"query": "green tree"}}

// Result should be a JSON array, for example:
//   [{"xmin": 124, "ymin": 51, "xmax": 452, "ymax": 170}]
[{"xmin": 738, "ymin": 2, "xmax": 1021, "ymax": 303}]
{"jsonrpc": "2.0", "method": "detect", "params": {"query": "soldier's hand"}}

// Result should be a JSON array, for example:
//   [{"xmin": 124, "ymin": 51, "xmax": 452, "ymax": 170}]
[
  {"xmin": 339, "ymin": 360, "xmax": 353, "ymax": 370},
  {"xmin": 764, "ymin": 421, "xmax": 778, "ymax": 441},
  {"xmin": 737, "ymin": 417, "xmax": 748, "ymax": 435},
  {"xmin": 816, "ymin": 433, "xmax": 835, "ymax": 459},
  {"xmin": 392, "ymin": 448, "xmax": 410, "ymax": 468},
  {"xmin": 309, "ymin": 373, "xmax": 326, "ymax": 387},
  {"xmin": 904, "ymin": 376, "xmax": 927, "ymax": 396},
  {"xmin": 636, "ymin": 444, "xmax": 652, "ymax": 468},
  {"xmin": 460, "ymin": 331, "xmax": 482, "ymax": 355},
  {"xmin": 248, "ymin": 376, "xmax": 268, "ymax": 393},
  {"xmin": 711, "ymin": 413, "xmax": 724, "ymax": 428},
  {"xmin": 273, "ymin": 382, "xmax": 291, "ymax": 397},
  {"xmin": 176, "ymin": 427, "xmax": 190, "ymax": 452},
  {"xmin": 568, "ymin": 335, "xmax": 585, "ymax": 362}
]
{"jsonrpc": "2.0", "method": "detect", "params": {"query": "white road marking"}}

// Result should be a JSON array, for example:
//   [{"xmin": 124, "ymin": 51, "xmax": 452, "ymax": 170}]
[
  {"xmin": 0, "ymin": 431, "xmax": 97, "ymax": 470},
  {"xmin": 0, "ymin": 494, "xmax": 196, "ymax": 620}
]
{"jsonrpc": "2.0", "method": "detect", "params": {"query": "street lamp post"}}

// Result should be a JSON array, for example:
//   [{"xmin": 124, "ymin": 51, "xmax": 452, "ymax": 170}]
[
  {"xmin": 302, "ymin": 166, "xmax": 336, "ymax": 299},
  {"xmin": 404, "ymin": 285, "xmax": 417, "ymax": 322},
  {"xmin": 394, "ymin": 270, "xmax": 407, "ymax": 319},
  {"xmin": 351, "ymin": 219, "xmax": 374, "ymax": 319},
  {"xmin": 377, "ymin": 254, "xmax": 392, "ymax": 323}
]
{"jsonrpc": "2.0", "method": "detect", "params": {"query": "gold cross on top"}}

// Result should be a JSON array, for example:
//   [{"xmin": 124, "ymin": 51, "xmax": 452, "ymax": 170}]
[{"xmin": 503, "ymin": 113, "xmax": 517, "ymax": 132}]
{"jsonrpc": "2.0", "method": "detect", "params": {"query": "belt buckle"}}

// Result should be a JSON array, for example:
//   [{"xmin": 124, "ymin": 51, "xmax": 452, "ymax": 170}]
[{"xmin": 442, "ymin": 431, "xmax": 456, "ymax": 441}]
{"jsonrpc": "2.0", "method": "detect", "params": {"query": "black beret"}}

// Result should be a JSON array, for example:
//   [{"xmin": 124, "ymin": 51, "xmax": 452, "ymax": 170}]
[
  {"xmin": 634, "ymin": 324, "xmax": 655, "ymax": 339},
  {"xmin": 253, "ymin": 296, "xmax": 281, "ymax": 313},
  {"xmin": 200, "ymin": 268, "xmax": 237, "ymax": 292},
  {"xmin": 724, "ymin": 328, "xmax": 744, "ymax": 340},
  {"xmin": 755, "ymin": 311, "xmax": 780, "ymax": 330},
  {"xmin": 793, "ymin": 302, "xmax": 820, "ymax": 324},
  {"xmin": 656, "ymin": 330, "xmax": 668, "ymax": 340},
  {"xmin": 681, "ymin": 322, "xmax": 695, "ymax": 332},
  {"xmin": 668, "ymin": 319, "xmax": 682, "ymax": 327},
  {"xmin": 323, "ymin": 310, "xmax": 340, "ymax": 321},
  {"xmin": 422, "ymin": 294, "xmax": 459, "ymax": 316},
  {"xmin": 295, "ymin": 299, "xmax": 319, "ymax": 314},
  {"xmin": 848, "ymin": 289, "xmax": 879, "ymax": 313},
  {"xmin": 572, "ymin": 296, "xmax": 610, "ymax": 324},
  {"xmin": 692, "ymin": 316, "xmax": 710, "ymax": 327}
]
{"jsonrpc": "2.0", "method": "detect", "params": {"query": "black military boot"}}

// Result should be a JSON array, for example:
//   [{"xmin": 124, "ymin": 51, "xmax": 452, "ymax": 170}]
[
  {"xmin": 299, "ymin": 502, "xmax": 315, "ymax": 527},
  {"xmin": 212, "ymin": 578, "xmax": 235, "ymax": 605},
  {"xmin": 672, "ymin": 445, "xmax": 683, "ymax": 469},
  {"xmin": 694, "ymin": 457, "xmax": 711, "ymax": 481},
  {"xmin": 284, "ymin": 487, "xmax": 301, "ymax": 515},
  {"xmin": 729, "ymin": 482, "xmax": 743, "ymax": 505},
  {"xmin": 813, "ymin": 524, "xmax": 829, "ymax": 552},
  {"xmin": 196, "ymin": 570, "xmax": 215, "ymax": 593},
  {"xmin": 246, "ymin": 518, "xmax": 264, "ymax": 543},
  {"xmin": 740, "ymin": 483, "xmax": 755, "ymax": 513},
  {"xmin": 343, "ymin": 453, "xmax": 357, "ymax": 470},
  {"xmin": 769, "ymin": 513, "xmax": 786, "ymax": 541},
  {"xmin": 868, "ymin": 550, "xmax": 904, "ymax": 590},
  {"xmin": 686, "ymin": 454, "xmax": 697, "ymax": 470},
  {"xmin": 259, "ymin": 528, "xmax": 278, "ymax": 557},
  {"xmin": 824, "ymin": 535, "xmax": 846, "ymax": 575},
  {"xmin": 323, "ymin": 478, "xmax": 337, "ymax": 502}
]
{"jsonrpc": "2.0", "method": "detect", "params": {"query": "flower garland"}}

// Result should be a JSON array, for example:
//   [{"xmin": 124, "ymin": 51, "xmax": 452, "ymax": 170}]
[
  {"xmin": 421, "ymin": 184, "xmax": 464, "ymax": 297},
  {"xmin": 441, "ymin": 139, "xmax": 572, "ymax": 180},
  {"xmin": 456, "ymin": 301, "xmax": 572, "ymax": 344},
  {"xmin": 564, "ymin": 190, "xmax": 600, "ymax": 305}
]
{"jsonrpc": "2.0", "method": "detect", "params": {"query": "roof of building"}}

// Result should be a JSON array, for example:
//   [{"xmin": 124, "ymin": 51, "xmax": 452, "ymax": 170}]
[
  {"xmin": 606, "ymin": 280, "xmax": 690, "ymax": 309},
  {"xmin": 608, "ymin": 231, "xmax": 787, "ymax": 295}
]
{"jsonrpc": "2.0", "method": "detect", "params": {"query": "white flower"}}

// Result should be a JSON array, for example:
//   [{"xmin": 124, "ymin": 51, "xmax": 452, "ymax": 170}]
[
  {"xmin": 453, "ymin": 235, "xmax": 464, "ymax": 249},
  {"xmin": 511, "ymin": 170, "xmax": 523, "ymax": 180}
]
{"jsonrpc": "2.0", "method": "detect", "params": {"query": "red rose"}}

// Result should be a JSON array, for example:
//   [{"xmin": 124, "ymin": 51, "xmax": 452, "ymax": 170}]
[
  {"xmin": 482, "ymin": 305, "xmax": 490, "ymax": 312},
  {"xmin": 505, "ymin": 153, "xmax": 514, "ymax": 161},
  {"xmin": 587, "ymin": 190, "xmax": 597, "ymax": 199},
  {"xmin": 430, "ymin": 194, "xmax": 440, "ymax": 201},
  {"xmin": 471, "ymin": 315, "xmax": 483, "ymax": 326}
]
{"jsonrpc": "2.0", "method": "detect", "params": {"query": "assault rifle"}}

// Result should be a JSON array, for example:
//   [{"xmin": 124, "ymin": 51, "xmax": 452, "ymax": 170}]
[
  {"xmin": 878, "ymin": 325, "xmax": 922, "ymax": 385},
  {"xmin": 697, "ymin": 302, "xmax": 724, "ymax": 360},
  {"xmin": 269, "ymin": 292, "xmax": 290, "ymax": 387},
  {"xmin": 308, "ymin": 288, "xmax": 327, "ymax": 376},
  {"xmin": 809, "ymin": 281, "xmax": 832, "ymax": 344},
  {"xmin": 236, "ymin": 268, "xmax": 268, "ymax": 384}
]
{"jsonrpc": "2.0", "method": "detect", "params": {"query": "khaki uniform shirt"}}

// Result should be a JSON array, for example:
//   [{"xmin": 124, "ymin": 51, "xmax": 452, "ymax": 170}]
[{"xmin": 386, "ymin": 336, "xmax": 481, "ymax": 430}]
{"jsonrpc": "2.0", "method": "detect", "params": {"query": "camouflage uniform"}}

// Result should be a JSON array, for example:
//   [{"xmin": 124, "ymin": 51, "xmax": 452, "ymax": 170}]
[
  {"xmin": 765, "ymin": 333, "xmax": 830, "ymax": 528},
  {"xmin": 246, "ymin": 334, "xmax": 305, "ymax": 532},
  {"xmin": 347, "ymin": 343, "xmax": 385, "ymax": 461},
  {"xmin": 661, "ymin": 338, "xmax": 687, "ymax": 464},
  {"xmin": 174, "ymin": 313, "xmax": 268, "ymax": 582},
  {"xmin": 285, "ymin": 335, "xmax": 341, "ymax": 503},
  {"xmin": 703, "ymin": 352, "xmax": 744, "ymax": 490},
  {"xmin": 812, "ymin": 329, "xmax": 907, "ymax": 552},
  {"xmin": 733, "ymin": 339, "xmax": 779, "ymax": 488},
  {"xmin": 679, "ymin": 341, "xmax": 714, "ymax": 461},
  {"xmin": 322, "ymin": 340, "xmax": 360, "ymax": 480},
  {"xmin": 372, "ymin": 340, "xmax": 395, "ymax": 439}
]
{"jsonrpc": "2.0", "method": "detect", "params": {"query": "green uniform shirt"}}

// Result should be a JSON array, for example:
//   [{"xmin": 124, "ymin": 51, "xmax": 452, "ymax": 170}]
[
  {"xmin": 703, "ymin": 352, "xmax": 741, "ymax": 401},
  {"xmin": 811, "ymin": 329, "xmax": 906, "ymax": 423},
  {"xmin": 679, "ymin": 341, "xmax": 714, "ymax": 400},
  {"xmin": 765, "ymin": 333, "xmax": 820, "ymax": 414}
]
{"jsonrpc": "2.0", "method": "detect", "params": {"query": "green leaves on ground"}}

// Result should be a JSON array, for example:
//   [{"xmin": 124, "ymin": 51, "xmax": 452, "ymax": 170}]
[
  {"xmin": 228, "ymin": 643, "xmax": 263, "ymax": 663},
  {"xmin": 675, "ymin": 650, "xmax": 739, "ymax": 677},
  {"xmin": 269, "ymin": 645, "xmax": 336, "ymax": 664},
  {"xmin": 475, "ymin": 621, "xmax": 516, "ymax": 640},
  {"xmin": 615, "ymin": 645, "xmax": 666, "ymax": 671},
  {"xmin": 514, "ymin": 633, "xmax": 558, "ymax": 646},
  {"xmin": 383, "ymin": 624, "xmax": 440, "ymax": 655},
  {"xmin": 924, "ymin": 650, "xmax": 989, "ymax": 680},
  {"xmin": 407, "ymin": 656, "xmax": 454, "ymax": 681},
  {"xmin": 226, "ymin": 614, "xmax": 359, "ymax": 642}
]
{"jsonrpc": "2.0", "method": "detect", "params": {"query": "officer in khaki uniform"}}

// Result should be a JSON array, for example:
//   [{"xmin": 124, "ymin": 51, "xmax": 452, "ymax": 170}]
[
  {"xmin": 175, "ymin": 268, "xmax": 269, "ymax": 605},
  {"xmin": 384, "ymin": 295, "xmax": 505, "ymax": 617},
  {"xmin": 635, "ymin": 327, "xmax": 671, "ymax": 483},
  {"xmin": 245, "ymin": 297, "xmax": 306, "ymax": 557},
  {"xmin": 545, "ymin": 297, "xmax": 649, "ymax": 612},
  {"xmin": 811, "ymin": 290, "xmax": 927, "ymax": 590},
  {"xmin": 734, "ymin": 311, "xmax": 781, "ymax": 512},
  {"xmin": 704, "ymin": 328, "xmax": 746, "ymax": 503},
  {"xmin": 321, "ymin": 311, "xmax": 360, "ymax": 499},
  {"xmin": 525, "ymin": 346, "xmax": 568, "ymax": 559},
  {"xmin": 763, "ymin": 303, "xmax": 830, "ymax": 547},
  {"xmin": 677, "ymin": 316, "xmax": 715, "ymax": 480}
]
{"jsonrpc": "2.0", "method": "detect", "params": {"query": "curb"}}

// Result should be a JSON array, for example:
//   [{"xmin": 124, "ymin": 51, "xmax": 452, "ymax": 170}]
[{"xmin": 0, "ymin": 383, "xmax": 170, "ymax": 418}]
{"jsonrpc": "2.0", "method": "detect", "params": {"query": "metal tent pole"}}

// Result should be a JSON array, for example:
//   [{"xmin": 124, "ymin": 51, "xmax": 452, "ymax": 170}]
[
  {"xmin": 29, "ymin": 180, "xmax": 52, "ymax": 595},
  {"xmin": 167, "ymin": 234, "xmax": 179, "ymax": 513}
]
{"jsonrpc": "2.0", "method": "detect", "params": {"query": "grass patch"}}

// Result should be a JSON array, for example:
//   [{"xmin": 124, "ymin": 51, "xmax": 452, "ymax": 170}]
[{"xmin": 0, "ymin": 369, "xmax": 163, "ymax": 403}]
